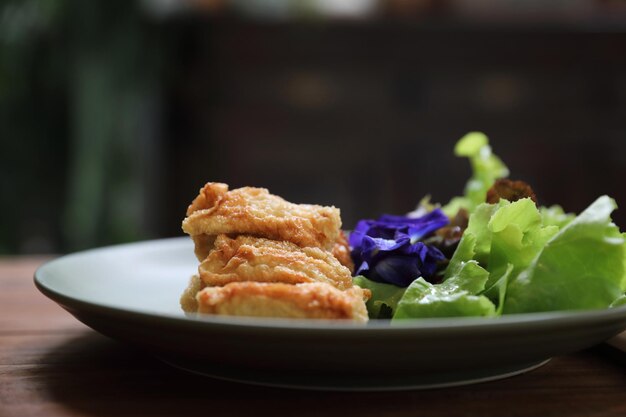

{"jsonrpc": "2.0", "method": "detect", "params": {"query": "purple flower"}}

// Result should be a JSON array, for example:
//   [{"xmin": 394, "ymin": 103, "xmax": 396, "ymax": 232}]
[{"xmin": 350, "ymin": 209, "xmax": 449, "ymax": 287}]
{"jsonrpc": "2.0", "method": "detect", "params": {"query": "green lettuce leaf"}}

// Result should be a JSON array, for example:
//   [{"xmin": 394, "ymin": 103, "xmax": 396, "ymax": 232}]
[
  {"xmin": 610, "ymin": 294, "xmax": 626, "ymax": 308},
  {"xmin": 393, "ymin": 277, "xmax": 496, "ymax": 320},
  {"xmin": 353, "ymin": 276, "xmax": 406, "ymax": 319},
  {"xmin": 486, "ymin": 198, "xmax": 559, "ymax": 291},
  {"xmin": 392, "ymin": 249, "xmax": 493, "ymax": 319},
  {"xmin": 504, "ymin": 196, "xmax": 626, "ymax": 313},
  {"xmin": 444, "ymin": 202, "xmax": 502, "ymax": 279},
  {"xmin": 396, "ymin": 196, "xmax": 625, "ymax": 319},
  {"xmin": 443, "ymin": 198, "xmax": 558, "ymax": 306},
  {"xmin": 540, "ymin": 205, "xmax": 575, "ymax": 228},
  {"xmin": 482, "ymin": 263, "xmax": 513, "ymax": 315},
  {"xmin": 443, "ymin": 132, "xmax": 509, "ymax": 216},
  {"xmin": 373, "ymin": 133, "xmax": 626, "ymax": 320}
]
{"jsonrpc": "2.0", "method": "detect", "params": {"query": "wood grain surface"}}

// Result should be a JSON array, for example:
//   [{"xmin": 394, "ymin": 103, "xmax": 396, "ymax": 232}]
[{"xmin": 1, "ymin": 257, "xmax": 625, "ymax": 417}]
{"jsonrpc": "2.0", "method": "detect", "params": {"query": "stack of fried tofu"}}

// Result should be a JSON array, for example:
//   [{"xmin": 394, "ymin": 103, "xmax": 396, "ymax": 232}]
[{"xmin": 180, "ymin": 183, "xmax": 369, "ymax": 322}]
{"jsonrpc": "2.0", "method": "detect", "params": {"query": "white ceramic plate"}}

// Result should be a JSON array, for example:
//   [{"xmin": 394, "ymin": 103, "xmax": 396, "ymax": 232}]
[{"xmin": 35, "ymin": 238, "xmax": 626, "ymax": 391}]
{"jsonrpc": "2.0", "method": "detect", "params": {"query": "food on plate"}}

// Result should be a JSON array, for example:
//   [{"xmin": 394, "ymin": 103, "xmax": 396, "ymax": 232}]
[
  {"xmin": 181, "ymin": 183, "xmax": 369, "ymax": 321},
  {"xmin": 349, "ymin": 208, "xmax": 450, "ymax": 287},
  {"xmin": 486, "ymin": 178, "xmax": 537, "ymax": 204},
  {"xmin": 181, "ymin": 133, "xmax": 626, "ymax": 322},
  {"xmin": 180, "ymin": 274, "xmax": 202, "ymax": 313},
  {"xmin": 331, "ymin": 230, "xmax": 354, "ymax": 273},
  {"xmin": 354, "ymin": 132, "xmax": 626, "ymax": 320},
  {"xmin": 183, "ymin": 183, "xmax": 341, "ymax": 252},
  {"xmin": 196, "ymin": 282, "xmax": 369, "ymax": 321},
  {"xmin": 198, "ymin": 234, "xmax": 353, "ymax": 290}
]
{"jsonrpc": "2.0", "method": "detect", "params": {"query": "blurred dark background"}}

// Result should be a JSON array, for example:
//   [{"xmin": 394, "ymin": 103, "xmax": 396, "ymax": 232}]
[{"xmin": 1, "ymin": 0, "xmax": 626, "ymax": 255}]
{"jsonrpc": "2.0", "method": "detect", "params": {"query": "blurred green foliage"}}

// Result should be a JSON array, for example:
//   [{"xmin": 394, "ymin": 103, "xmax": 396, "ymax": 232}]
[{"xmin": 0, "ymin": 0, "xmax": 164, "ymax": 254}]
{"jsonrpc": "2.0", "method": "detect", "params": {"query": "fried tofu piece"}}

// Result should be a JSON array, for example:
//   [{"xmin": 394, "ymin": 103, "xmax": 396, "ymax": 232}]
[
  {"xmin": 180, "ymin": 182, "xmax": 366, "ymax": 321},
  {"xmin": 196, "ymin": 282, "xmax": 370, "ymax": 322},
  {"xmin": 182, "ymin": 183, "xmax": 341, "ymax": 252},
  {"xmin": 190, "ymin": 234, "xmax": 216, "ymax": 264},
  {"xmin": 180, "ymin": 274, "xmax": 203, "ymax": 313},
  {"xmin": 198, "ymin": 235, "xmax": 353, "ymax": 290},
  {"xmin": 332, "ymin": 230, "xmax": 354, "ymax": 273},
  {"xmin": 185, "ymin": 182, "xmax": 229, "ymax": 216}
]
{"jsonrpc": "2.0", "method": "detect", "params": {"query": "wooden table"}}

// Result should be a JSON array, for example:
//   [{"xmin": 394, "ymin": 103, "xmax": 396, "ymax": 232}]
[{"xmin": 1, "ymin": 257, "xmax": 625, "ymax": 417}]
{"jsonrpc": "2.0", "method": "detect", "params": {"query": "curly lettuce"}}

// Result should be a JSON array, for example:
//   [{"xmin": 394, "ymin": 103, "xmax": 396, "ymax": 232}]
[
  {"xmin": 443, "ymin": 132, "xmax": 509, "ymax": 217},
  {"xmin": 504, "ymin": 196, "xmax": 626, "ymax": 313},
  {"xmin": 392, "ymin": 196, "xmax": 626, "ymax": 319},
  {"xmin": 353, "ymin": 276, "xmax": 406, "ymax": 319},
  {"xmin": 393, "ymin": 277, "xmax": 496, "ymax": 320},
  {"xmin": 367, "ymin": 133, "xmax": 626, "ymax": 320}
]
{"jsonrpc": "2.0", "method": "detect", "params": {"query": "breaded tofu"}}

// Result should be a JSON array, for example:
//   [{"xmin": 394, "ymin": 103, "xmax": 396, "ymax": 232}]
[
  {"xmin": 196, "ymin": 281, "xmax": 370, "ymax": 322},
  {"xmin": 189, "ymin": 234, "xmax": 216, "ymax": 264},
  {"xmin": 182, "ymin": 183, "xmax": 341, "ymax": 252},
  {"xmin": 198, "ymin": 235, "xmax": 353, "ymax": 290},
  {"xmin": 180, "ymin": 274, "xmax": 203, "ymax": 313},
  {"xmin": 331, "ymin": 230, "xmax": 354, "ymax": 273}
]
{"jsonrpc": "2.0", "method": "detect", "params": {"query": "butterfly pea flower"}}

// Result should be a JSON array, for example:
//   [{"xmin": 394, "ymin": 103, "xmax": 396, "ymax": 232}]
[{"xmin": 350, "ymin": 209, "xmax": 449, "ymax": 287}]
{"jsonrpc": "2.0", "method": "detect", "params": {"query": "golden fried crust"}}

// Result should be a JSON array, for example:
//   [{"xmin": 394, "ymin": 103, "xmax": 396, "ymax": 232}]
[
  {"xmin": 191, "ymin": 234, "xmax": 217, "ymax": 262},
  {"xmin": 186, "ymin": 182, "xmax": 229, "ymax": 216},
  {"xmin": 197, "ymin": 282, "xmax": 370, "ymax": 322},
  {"xmin": 199, "ymin": 235, "xmax": 353, "ymax": 290},
  {"xmin": 182, "ymin": 183, "xmax": 341, "ymax": 250},
  {"xmin": 180, "ymin": 274, "xmax": 204, "ymax": 313},
  {"xmin": 332, "ymin": 230, "xmax": 354, "ymax": 273}
]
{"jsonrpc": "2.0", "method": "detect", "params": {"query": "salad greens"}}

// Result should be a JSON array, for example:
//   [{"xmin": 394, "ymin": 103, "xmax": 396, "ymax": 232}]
[
  {"xmin": 354, "ymin": 133, "xmax": 626, "ymax": 320},
  {"xmin": 540, "ymin": 205, "xmax": 575, "ymax": 229},
  {"xmin": 442, "ymin": 132, "xmax": 509, "ymax": 217},
  {"xmin": 394, "ymin": 249, "xmax": 499, "ymax": 319},
  {"xmin": 352, "ymin": 276, "xmax": 406, "ymax": 319},
  {"xmin": 504, "ymin": 196, "xmax": 626, "ymax": 313}
]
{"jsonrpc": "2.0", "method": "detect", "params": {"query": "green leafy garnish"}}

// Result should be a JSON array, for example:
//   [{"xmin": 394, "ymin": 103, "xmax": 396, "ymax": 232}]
[
  {"xmin": 393, "ymin": 277, "xmax": 496, "ymax": 320},
  {"xmin": 504, "ymin": 196, "xmax": 626, "ymax": 313},
  {"xmin": 353, "ymin": 276, "xmax": 406, "ymax": 319},
  {"xmin": 362, "ymin": 133, "xmax": 626, "ymax": 320},
  {"xmin": 443, "ymin": 132, "xmax": 509, "ymax": 217},
  {"xmin": 540, "ymin": 205, "xmax": 575, "ymax": 228}
]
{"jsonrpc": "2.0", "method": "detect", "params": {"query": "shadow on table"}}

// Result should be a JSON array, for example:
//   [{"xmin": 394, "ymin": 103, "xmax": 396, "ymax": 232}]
[{"xmin": 37, "ymin": 331, "xmax": 623, "ymax": 417}]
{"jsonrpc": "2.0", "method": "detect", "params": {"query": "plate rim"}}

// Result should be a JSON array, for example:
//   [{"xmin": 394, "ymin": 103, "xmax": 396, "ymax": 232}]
[{"xmin": 34, "ymin": 237, "xmax": 626, "ymax": 334}]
